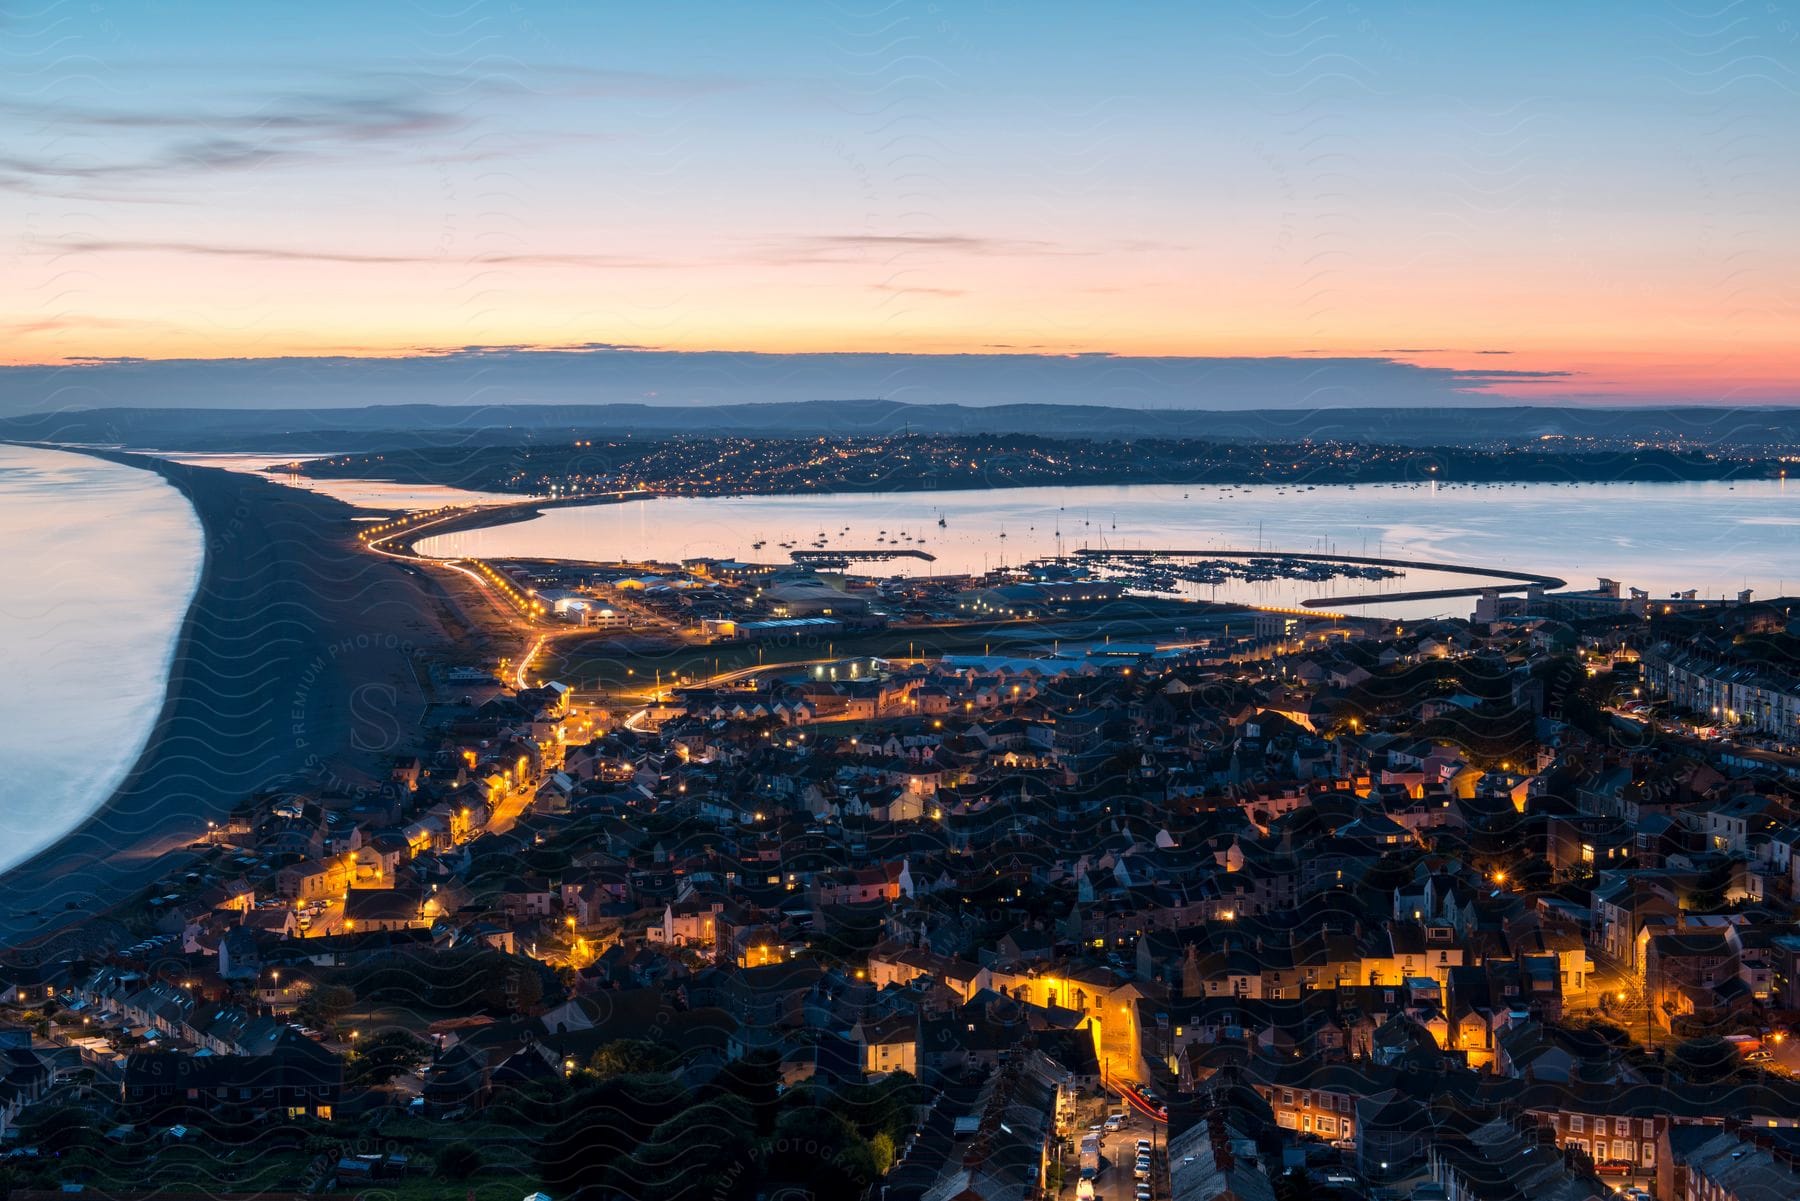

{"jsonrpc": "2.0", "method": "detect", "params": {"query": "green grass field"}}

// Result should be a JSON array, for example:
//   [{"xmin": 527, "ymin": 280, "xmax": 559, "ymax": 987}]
[{"xmin": 546, "ymin": 600, "xmax": 1226, "ymax": 693}]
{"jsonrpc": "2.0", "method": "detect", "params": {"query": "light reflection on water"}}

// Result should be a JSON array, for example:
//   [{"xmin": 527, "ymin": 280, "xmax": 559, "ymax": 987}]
[
  {"xmin": 0, "ymin": 445, "xmax": 204, "ymax": 874},
  {"xmin": 412, "ymin": 479, "xmax": 1798, "ymax": 620},
  {"xmin": 158, "ymin": 452, "xmax": 535, "ymax": 511}
]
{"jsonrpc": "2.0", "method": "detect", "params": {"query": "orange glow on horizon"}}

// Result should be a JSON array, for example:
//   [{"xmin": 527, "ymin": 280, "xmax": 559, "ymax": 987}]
[
  {"xmin": 6, "ymin": 240, "xmax": 1795, "ymax": 400},
  {"xmin": 6, "ymin": 330, "xmax": 1792, "ymax": 404}
]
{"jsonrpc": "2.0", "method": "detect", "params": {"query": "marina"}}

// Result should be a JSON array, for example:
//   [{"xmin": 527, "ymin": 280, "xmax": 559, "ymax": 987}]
[{"xmin": 409, "ymin": 478, "xmax": 1797, "ymax": 619}]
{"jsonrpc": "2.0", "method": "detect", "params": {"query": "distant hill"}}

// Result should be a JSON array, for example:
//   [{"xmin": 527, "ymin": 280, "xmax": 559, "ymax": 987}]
[{"xmin": 5, "ymin": 400, "xmax": 1799, "ymax": 452}]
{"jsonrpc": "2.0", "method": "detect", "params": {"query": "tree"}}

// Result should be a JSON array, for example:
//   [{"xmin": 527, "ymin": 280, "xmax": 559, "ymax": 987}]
[
  {"xmin": 485, "ymin": 1076, "xmax": 572, "ymax": 1129},
  {"xmin": 436, "ymin": 1141, "xmax": 482, "ymax": 1180},
  {"xmin": 512, "ymin": 963, "xmax": 544, "ymax": 1012},
  {"xmin": 763, "ymin": 1106, "xmax": 879, "ymax": 1196},
  {"xmin": 16, "ymin": 1105, "xmax": 101, "ymax": 1156},
  {"xmin": 1670, "ymin": 1036, "xmax": 1738, "ymax": 1083},
  {"xmin": 1510, "ymin": 855, "xmax": 1554, "ymax": 891},
  {"xmin": 294, "ymin": 983, "xmax": 356, "ymax": 1030},
  {"xmin": 825, "ymin": 1069, "xmax": 925, "ymax": 1142},
  {"xmin": 612, "ymin": 1098, "xmax": 756, "ymax": 1200},
  {"xmin": 346, "ymin": 1029, "xmax": 432, "ymax": 1086},
  {"xmin": 1688, "ymin": 860, "xmax": 1735, "ymax": 913},
  {"xmin": 476, "ymin": 957, "xmax": 544, "ymax": 1013},
  {"xmin": 588, "ymin": 1038, "xmax": 676, "ymax": 1079},
  {"xmin": 536, "ymin": 1074, "xmax": 691, "ymax": 1194},
  {"xmin": 867, "ymin": 1130, "xmax": 896, "ymax": 1181},
  {"xmin": 706, "ymin": 1046, "xmax": 782, "ymax": 1136}
]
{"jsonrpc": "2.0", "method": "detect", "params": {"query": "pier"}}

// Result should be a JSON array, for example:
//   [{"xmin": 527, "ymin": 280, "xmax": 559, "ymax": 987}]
[
  {"xmin": 1079, "ymin": 547, "xmax": 1565, "ymax": 609},
  {"xmin": 790, "ymin": 548, "xmax": 937, "ymax": 568}
]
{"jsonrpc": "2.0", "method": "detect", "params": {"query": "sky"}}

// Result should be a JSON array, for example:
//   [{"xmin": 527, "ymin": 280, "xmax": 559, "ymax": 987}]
[{"xmin": 2, "ymin": 1, "xmax": 1796, "ymax": 410}]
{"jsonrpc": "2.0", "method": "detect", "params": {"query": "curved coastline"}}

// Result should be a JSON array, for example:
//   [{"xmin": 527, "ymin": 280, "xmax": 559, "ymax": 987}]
[
  {"xmin": 0, "ymin": 447, "xmax": 458, "ymax": 952},
  {"xmin": 131, "ymin": 485, "xmax": 209, "ymax": 838},
  {"xmin": 62, "ymin": 457, "xmax": 209, "ymax": 868},
  {"xmin": 0, "ymin": 447, "xmax": 205, "ymax": 880},
  {"xmin": 378, "ymin": 489, "xmax": 653, "ymax": 557}
]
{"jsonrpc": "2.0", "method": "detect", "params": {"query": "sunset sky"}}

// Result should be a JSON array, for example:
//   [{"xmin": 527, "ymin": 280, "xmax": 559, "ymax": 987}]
[{"xmin": 3, "ymin": 1, "xmax": 1795, "ymax": 406}]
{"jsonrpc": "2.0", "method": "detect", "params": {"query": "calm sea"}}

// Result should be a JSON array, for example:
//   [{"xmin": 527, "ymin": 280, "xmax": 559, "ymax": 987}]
[
  {"xmin": 0, "ymin": 445, "xmax": 204, "ymax": 875},
  {"xmin": 412, "ymin": 478, "xmax": 1800, "ymax": 619}
]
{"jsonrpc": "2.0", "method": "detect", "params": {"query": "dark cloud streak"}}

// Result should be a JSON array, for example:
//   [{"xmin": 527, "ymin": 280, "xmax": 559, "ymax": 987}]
[
  {"xmin": 764, "ymin": 233, "xmax": 1089, "ymax": 265},
  {"xmin": 0, "ymin": 84, "xmax": 466, "ymax": 196},
  {"xmin": 42, "ymin": 239, "xmax": 675, "ymax": 269},
  {"xmin": 0, "ymin": 345, "xmax": 1575, "ymax": 418}
]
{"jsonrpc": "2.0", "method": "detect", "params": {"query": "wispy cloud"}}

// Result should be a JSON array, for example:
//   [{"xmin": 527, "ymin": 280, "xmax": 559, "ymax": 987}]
[
  {"xmin": 869, "ymin": 282, "xmax": 967, "ymax": 298},
  {"xmin": 466, "ymin": 63, "xmax": 748, "ymax": 101},
  {"xmin": 0, "ymin": 316, "xmax": 170, "ymax": 338},
  {"xmin": 1382, "ymin": 347, "xmax": 1516, "ymax": 357},
  {"xmin": 37, "ymin": 233, "xmax": 1046, "ymax": 275},
  {"xmin": 0, "ymin": 90, "xmax": 459, "ymax": 138},
  {"xmin": 763, "ymin": 233, "xmax": 1075, "ymax": 265},
  {"xmin": 0, "ymin": 90, "xmax": 468, "ymax": 196},
  {"xmin": 0, "ymin": 60, "xmax": 747, "ymax": 199},
  {"xmin": 39, "ymin": 239, "xmax": 675, "ymax": 269}
]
